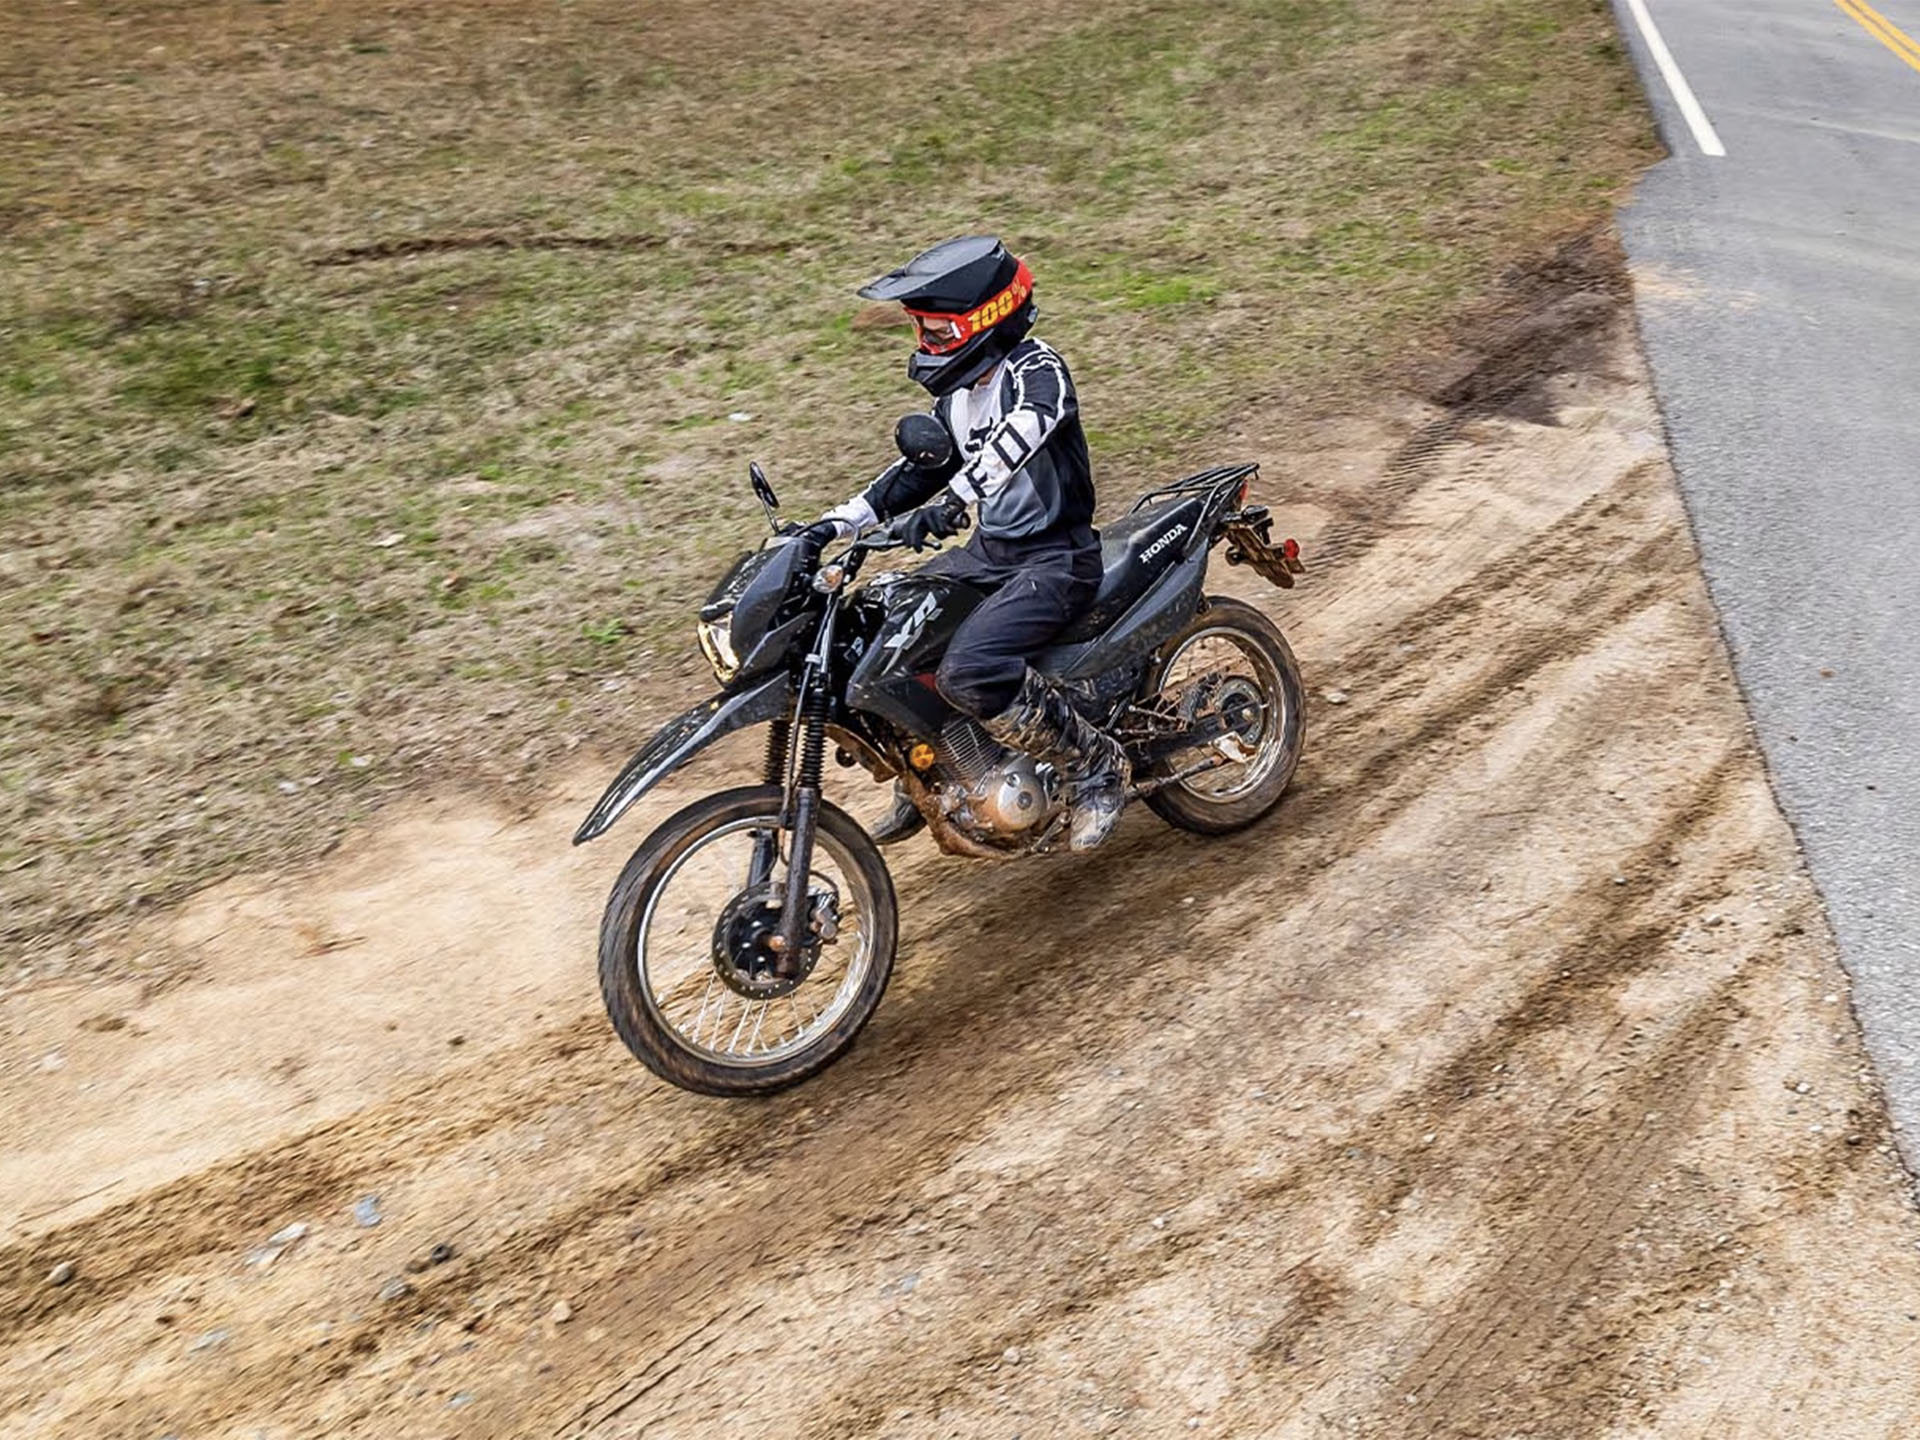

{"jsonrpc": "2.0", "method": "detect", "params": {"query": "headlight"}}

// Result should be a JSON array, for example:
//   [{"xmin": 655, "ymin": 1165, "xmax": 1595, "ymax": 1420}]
[{"xmin": 697, "ymin": 616, "xmax": 739, "ymax": 684}]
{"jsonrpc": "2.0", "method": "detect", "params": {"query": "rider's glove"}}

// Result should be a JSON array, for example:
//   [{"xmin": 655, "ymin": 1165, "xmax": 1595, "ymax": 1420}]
[{"xmin": 900, "ymin": 492, "xmax": 970, "ymax": 553}]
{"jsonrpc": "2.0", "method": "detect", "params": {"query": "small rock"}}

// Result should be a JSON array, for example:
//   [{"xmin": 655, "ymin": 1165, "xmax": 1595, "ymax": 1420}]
[
  {"xmin": 188, "ymin": 1327, "xmax": 230, "ymax": 1353},
  {"xmin": 352, "ymin": 1195, "xmax": 382, "ymax": 1228},
  {"xmin": 448, "ymin": 1393, "xmax": 476, "ymax": 1410},
  {"xmin": 47, "ymin": 1260, "xmax": 76, "ymax": 1287},
  {"xmin": 371, "ymin": 532, "xmax": 405, "ymax": 548},
  {"xmin": 1322, "ymin": 688, "xmax": 1348, "ymax": 705},
  {"xmin": 247, "ymin": 1222, "xmax": 309, "ymax": 1269},
  {"xmin": 378, "ymin": 1276, "xmax": 413, "ymax": 1303},
  {"xmin": 1611, "ymin": 875, "xmax": 1626, "ymax": 886},
  {"xmin": 548, "ymin": 1299, "xmax": 574, "ymax": 1324},
  {"xmin": 1794, "ymin": 1081, "xmax": 1812, "ymax": 1095},
  {"xmin": 1002, "ymin": 1345, "xmax": 1022, "ymax": 1365},
  {"xmin": 727, "ymin": 411, "xmax": 753, "ymax": 423},
  {"xmin": 407, "ymin": 1240, "xmax": 458, "ymax": 1273}
]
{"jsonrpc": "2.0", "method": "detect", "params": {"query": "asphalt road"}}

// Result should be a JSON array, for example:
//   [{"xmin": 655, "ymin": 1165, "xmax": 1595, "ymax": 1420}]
[{"xmin": 1610, "ymin": 0, "xmax": 1920, "ymax": 1154}]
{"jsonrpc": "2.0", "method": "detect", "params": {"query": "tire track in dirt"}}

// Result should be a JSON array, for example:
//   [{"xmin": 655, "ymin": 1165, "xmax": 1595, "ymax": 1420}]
[{"xmin": 775, "ymin": 748, "xmax": 1756, "ymax": 1440}]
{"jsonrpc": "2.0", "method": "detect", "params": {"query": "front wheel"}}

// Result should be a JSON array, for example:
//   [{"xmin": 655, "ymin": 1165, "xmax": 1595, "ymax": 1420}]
[
  {"xmin": 597, "ymin": 785, "xmax": 897, "ymax": 1097},
  {"xmin": 1138, "ymin": 595, "xmax": 1306, "ymax": 835}
]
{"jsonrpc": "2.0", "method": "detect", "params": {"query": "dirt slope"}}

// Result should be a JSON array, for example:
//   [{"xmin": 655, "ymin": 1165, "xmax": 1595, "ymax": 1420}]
[{"xmin": 5, "ymin": 312, "xmax": 1920, "ymax": 1437}]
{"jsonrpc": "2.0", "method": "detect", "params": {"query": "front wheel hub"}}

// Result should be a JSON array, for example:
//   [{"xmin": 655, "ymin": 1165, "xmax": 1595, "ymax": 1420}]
[{"xmin": 711, "ymin": 882, "xmax": 837, "ymax": 999}]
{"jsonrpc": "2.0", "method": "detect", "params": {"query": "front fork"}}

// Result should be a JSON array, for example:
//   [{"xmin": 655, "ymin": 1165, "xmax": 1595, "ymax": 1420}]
[
  {"xmin": 764, "ymin": 599, "xmax": 843, "ymax": 976},
  {"xmin": 748, "ymin": 717, "xmax": 789, "ymax": 890}
]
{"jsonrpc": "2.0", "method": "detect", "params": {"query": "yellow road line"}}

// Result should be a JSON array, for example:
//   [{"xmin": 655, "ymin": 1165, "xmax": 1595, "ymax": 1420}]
[{"xmin": 1835, "ymin": 0, "xmax": 1920, "ymax": 75}]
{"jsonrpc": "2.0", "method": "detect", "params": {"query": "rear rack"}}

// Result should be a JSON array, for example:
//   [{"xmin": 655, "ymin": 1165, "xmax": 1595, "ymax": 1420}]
[{"xmin": 1127, "ymin": 462, "xmax": 1260, "ymax": 514}]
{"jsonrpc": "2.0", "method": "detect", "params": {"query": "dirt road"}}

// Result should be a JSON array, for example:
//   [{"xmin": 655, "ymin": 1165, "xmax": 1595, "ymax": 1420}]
[{"xmin": 5, "ymin": 299, "xmax": 1920, "ymax": 1436}]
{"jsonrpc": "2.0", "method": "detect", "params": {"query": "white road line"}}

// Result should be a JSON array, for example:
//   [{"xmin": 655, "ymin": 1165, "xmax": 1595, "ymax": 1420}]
[{"xmin": 1622, "ymin": 0, "xmax": 1728, "ymax": 157}]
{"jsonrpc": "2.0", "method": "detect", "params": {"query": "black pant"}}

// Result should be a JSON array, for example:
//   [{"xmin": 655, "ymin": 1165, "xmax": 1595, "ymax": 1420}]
[{"xmin": 924, "ymin": 539, "xmax": 1101, "ymax": 718}]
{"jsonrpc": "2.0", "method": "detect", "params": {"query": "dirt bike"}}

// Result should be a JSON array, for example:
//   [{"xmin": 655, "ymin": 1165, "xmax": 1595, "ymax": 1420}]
[{"xmin": 574, "ymin": 418, "xmax": 1307, "ymax": 1096}]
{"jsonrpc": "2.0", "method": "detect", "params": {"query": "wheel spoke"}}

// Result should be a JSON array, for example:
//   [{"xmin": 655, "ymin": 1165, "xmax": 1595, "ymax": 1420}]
[
  {"xmin": 633, "ymin": 813, "xmax": 878, "ymax": 1068},
  {"xmin": 1146, "ymin": 626, "xmax": 1292, "ymax": 801}
]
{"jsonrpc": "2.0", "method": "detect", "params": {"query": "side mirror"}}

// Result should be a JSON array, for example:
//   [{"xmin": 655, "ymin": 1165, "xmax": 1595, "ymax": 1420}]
[
  {"xmin": 895, "ymin": 413, "xmax": 956, "ymax": 472},
  {"xmin": 748, "ymin": 461, "xmax": 780, "ymax": 531}
]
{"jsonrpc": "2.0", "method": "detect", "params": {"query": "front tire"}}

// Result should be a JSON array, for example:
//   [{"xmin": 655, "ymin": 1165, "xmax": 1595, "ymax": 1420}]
[
  {"xmin": 1139, "ymin": 595, "xmax": 1306, "ymax": 835},
  {"xmin": 598, "ymin": 785, "xmax": 897, "ymax": 1097}
]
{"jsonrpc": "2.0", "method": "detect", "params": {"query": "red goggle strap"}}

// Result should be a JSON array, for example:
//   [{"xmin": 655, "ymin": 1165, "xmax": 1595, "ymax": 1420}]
[{"xmin": 903, "ymin": 258, "xmax": 1034, "ymax": 349}]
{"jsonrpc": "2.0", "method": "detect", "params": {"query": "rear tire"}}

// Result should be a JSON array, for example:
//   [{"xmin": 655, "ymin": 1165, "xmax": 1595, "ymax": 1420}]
[
  {"xmin": 598, "ymin": 785, "xmax": 897, "ymax": 1097},
  {"xmin": 1140, "ymin": 595, "xmax": 1305, "ymax": 835}
]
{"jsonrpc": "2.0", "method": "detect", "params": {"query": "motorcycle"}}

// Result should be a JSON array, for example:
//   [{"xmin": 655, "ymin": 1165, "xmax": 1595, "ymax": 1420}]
[{"xmin": 574, "ymin": 416, "xmax": 1308, "ymax": 1096}]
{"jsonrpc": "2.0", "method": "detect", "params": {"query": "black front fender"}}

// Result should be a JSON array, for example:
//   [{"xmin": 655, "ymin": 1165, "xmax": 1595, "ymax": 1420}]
[{"xmin": 572, "ymin": 671, "xmax": 793, "ymax": 844}]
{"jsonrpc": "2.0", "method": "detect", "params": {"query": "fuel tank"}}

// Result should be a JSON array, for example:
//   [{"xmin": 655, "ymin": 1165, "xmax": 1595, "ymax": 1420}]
[{"xmin": 845, "ymin": 572, "xmax": 984, "ymax": 740}]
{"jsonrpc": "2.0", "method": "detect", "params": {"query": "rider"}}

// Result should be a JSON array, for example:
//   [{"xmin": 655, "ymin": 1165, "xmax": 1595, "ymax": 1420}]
[{"xmin": 803, "ymin": 235, "xmax": 1130, "ymax": 852}]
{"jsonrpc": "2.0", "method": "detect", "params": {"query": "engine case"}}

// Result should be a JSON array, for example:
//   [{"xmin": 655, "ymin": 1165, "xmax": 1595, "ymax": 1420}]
[{"xmin": 931, "ymin": 717, "xmax": 1058, "ymax": 838}]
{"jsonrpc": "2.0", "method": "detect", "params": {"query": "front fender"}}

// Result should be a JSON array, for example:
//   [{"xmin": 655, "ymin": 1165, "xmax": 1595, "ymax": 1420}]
[{"xmin": 572, "ymin": 671, "xmax": 793, "ymax": 844}]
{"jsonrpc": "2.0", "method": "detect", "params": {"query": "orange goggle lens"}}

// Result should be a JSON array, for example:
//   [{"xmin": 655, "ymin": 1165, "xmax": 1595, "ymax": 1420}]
[{"xmin": 903, "ymin": 258, "xmax": 1033, "ymax": 356}]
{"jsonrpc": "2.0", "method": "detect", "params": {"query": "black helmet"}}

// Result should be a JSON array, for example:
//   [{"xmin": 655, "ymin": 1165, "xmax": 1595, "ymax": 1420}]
[{"xmin": 858, "ymin": 235, "xmax": 1036, "ymax": 397}]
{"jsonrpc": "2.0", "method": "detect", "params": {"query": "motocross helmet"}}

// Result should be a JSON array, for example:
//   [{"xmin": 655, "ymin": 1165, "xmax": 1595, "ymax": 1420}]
[{"xmin": 858, "ymin": 235, "xmax": 1036, "ymax": 397}]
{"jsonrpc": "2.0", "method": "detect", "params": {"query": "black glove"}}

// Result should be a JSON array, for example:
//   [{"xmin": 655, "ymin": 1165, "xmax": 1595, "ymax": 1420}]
[
  {"xmin": 900, "ymin": 493, "xmax": 970, "ymax": 552},
  {"xmin": 792, "ymin": 519, "xmax": 840, "ymax": 567}
]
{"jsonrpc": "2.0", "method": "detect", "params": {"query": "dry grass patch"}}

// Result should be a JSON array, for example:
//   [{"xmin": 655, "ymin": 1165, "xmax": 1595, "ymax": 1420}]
[{"xmin": 0, "ymin": 0, "xmax": 1655, "ymax": 974}]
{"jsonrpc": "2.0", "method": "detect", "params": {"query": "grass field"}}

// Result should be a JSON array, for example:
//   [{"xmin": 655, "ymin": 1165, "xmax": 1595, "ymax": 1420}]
[{"xmin": 0, "ymin": 0, "xmax": 1655, "ymax": 972}]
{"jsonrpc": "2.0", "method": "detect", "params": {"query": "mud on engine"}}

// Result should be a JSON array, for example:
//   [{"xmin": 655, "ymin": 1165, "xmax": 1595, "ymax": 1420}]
[{"xmin": 928, "ymin": 717, "xmax": 1061, "ymax": 840}]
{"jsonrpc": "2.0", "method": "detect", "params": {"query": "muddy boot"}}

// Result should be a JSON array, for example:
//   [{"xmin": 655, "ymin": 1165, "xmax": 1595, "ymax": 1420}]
[
  {"xmin": 982, "ymin": 670, "xmax": 1132, "ymax": 852},
  {"xmin": 870, "ymin": 780, "xmax": 925, "ymax": 846}
]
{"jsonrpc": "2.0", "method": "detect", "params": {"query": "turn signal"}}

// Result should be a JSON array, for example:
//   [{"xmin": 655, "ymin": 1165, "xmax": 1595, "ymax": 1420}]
[{"xmin": 908, "ymin": 742, "xmax": 938, "ymax": 771}]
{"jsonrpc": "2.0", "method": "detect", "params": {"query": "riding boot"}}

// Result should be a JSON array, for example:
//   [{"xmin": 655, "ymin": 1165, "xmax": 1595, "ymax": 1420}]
[
  {"xmin": 870, "ymin": 780, "xmax": 925, "ymax": 846},
  {"xmin": 981, "ymin": 669, "xmax": 1132, "ymax": 852}
]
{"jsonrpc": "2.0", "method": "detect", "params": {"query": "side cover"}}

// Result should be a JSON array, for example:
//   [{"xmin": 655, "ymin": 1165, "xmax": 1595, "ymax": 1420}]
[
  {"xmin": 572, "ymin": 671, "xmax": 793, "ymax": 844},
  {"xmin": 1033, "ymin": 544, "xmax": 1208, "ymax": 682}
]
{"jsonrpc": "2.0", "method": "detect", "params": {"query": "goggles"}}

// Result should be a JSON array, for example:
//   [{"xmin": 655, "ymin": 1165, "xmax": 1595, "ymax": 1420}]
[{"xmin": 903, "ymin": 258, "xmax": 1033, "ymax": 355}]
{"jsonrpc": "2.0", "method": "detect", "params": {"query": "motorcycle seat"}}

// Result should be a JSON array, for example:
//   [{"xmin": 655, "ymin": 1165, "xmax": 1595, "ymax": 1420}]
[{"xmin": 1053, "ymin": 496, "xmax": 1206, "ymax": 644}]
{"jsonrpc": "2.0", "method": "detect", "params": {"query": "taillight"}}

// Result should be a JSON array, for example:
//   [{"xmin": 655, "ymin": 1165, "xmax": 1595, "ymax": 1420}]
[
  {"xmin": 1238, "ymin": 475, "xmax": 1252, "ymax": 507},
  {"xmin": 1282, "ymin": 537, "xmax": 1300, "ymax": 560}
]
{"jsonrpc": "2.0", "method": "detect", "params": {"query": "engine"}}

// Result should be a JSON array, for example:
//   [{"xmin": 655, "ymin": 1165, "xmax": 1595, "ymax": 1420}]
[{"xmin": 930, "ymin": 717, "xmax": 1059, "ymax": 839}]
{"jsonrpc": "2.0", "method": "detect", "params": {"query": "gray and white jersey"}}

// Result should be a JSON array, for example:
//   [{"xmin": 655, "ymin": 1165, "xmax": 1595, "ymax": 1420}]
[
  {"xmin": 939, "ymin": 339, "xmax": 1094, "ymax": 546},
  {"xmin": 827, "ymin": 337, "xmax": 1096, "ymax": 557}
]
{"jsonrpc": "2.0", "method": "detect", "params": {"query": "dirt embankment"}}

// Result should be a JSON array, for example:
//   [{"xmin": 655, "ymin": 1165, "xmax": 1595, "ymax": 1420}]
[{"xmin": 4, "ymin": 272, "xmax": 1920, "ymax": 1437}]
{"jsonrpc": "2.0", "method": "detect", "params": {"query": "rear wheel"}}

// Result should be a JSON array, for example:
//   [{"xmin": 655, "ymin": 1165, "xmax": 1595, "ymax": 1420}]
[
  {"xmin": 598, "ymin": 785, "xmax": 897, "ymax": 1097},
  {"xmin": 1137, "ymin": 596, "xmax": 1305, "ymax": 834}
]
